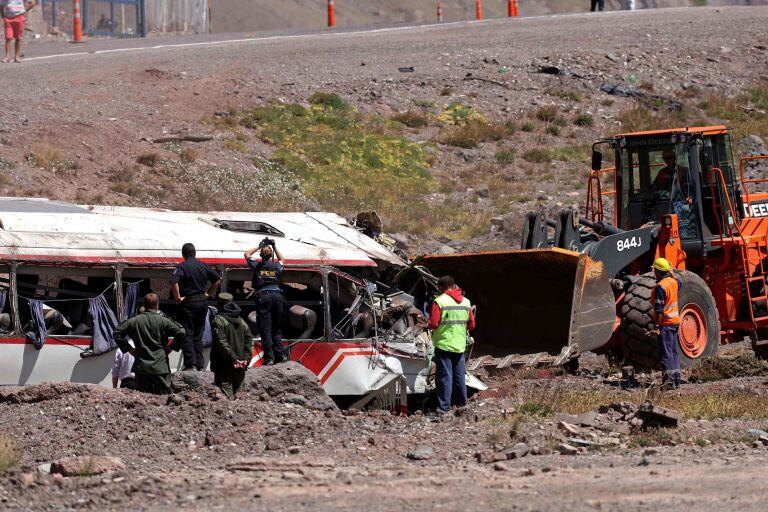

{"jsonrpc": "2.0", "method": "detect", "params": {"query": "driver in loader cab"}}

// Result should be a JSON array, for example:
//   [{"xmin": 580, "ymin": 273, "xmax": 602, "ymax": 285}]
[
  {"xmin": 652, "ymin": 149, "xmax": 679, "ymax": 193},
  {"xmin": 650, "ymin": 258, "xmax": 683, "ymax": 389}
]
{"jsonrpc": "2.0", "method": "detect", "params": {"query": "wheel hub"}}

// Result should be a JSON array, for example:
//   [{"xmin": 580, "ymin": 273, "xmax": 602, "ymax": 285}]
[{"xmin": 679, "ymin": 304, "xmax": 707, "ymax": 359}]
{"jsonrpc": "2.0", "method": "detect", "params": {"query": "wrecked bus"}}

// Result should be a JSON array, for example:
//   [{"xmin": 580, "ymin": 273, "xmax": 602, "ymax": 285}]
[{"xmin": 0, "ymin": 198, "xmax": 484, "ymax": 408}]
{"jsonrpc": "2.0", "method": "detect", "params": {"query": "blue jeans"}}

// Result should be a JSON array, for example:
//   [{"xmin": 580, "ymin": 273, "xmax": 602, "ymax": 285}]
[
  {"xmin": 658, "ymin": 325, "xmax": 681, "ymax": 386},
  {"xmin": 434, "ymin": 348, "xmax": 467, "ymax": 412}
]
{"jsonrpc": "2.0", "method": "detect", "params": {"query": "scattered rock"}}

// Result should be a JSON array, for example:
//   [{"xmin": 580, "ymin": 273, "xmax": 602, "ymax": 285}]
[
  {"xmin": 407, "ymin": 446, "xmax": 434, "ymax": 461},
  {"xmin": 555, "ymin": 443, "xmax": 578, "ymax": 456},
  {"xmin": 204, "ymin": 431, "xmax": 219, "ymax": 447},
  {"xmin": 636, "ymin": 402, "xmax": 683, "ymax": 428},
  {"xmin": 505, "ymin": 442, "xmax": 530, "ymax": 460},
  {"xmin": 50, "ymin": 456, "xmax": 125, "ymax": 477},
  {"xmin": 558, "ymin": 421, "xmax": 581, "ymax": 436},
  {"xmin": 475, "ymin": 451, "xmax": 507, "ymax": 464}
]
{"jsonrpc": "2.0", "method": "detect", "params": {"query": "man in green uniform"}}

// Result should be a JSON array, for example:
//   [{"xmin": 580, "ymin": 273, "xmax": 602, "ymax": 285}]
[
  {"xmin": 113, "ymin": 293, "xmax": 186, "ymax": 395},
  {"xmin": 211, "ymin": 293, "xmax": 254, "ymax": 399}
]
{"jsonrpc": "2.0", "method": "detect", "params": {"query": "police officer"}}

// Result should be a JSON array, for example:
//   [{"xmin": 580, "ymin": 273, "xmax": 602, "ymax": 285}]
[
  {"xmin": 244, "ymin": 238, "xmax": 287, "ymax": 365},
  {"xmin": 170, "ymin": 243, "xmax": 221, "ymax": 370},
  {"xmin": 650, "ymin": 258, "xmax": 682, "ymax": 389}
]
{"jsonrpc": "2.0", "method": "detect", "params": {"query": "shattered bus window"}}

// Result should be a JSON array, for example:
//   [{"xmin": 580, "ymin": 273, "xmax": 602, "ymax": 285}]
[{"xmin": 15, "ymin": 267, "xmax": 118, "ymax": 338}]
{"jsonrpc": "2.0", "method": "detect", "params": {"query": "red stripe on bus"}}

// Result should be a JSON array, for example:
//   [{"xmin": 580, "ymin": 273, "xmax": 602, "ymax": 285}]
[
  {"xmin": 0, "ymin": 337, "xmax": 92, "ymax": 346},
  {"xmin": 0, "ymin": 254, "xmax": 376, "ymax": 267}
]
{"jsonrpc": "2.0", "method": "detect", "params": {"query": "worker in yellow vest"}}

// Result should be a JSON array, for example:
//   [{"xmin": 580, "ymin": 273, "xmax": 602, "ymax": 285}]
[
  {"xmin": 650, "ymin": 258, "xmax": 682, "ymax": 389},
  {"xmin": 428, "ymin": 276, "xmax": 476, "ymax": 414}
]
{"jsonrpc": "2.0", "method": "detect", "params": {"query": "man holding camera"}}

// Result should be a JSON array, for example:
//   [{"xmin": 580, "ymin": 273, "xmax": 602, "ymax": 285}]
[{"xmin": 244, "ymin": 238, "xmax": 288, "ymax": 365}]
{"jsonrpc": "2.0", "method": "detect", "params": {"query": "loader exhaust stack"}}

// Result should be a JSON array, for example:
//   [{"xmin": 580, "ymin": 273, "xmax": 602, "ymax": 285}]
[{"xmin": 421, "ymin": 248, "xmax": 616, "ymax": 358}]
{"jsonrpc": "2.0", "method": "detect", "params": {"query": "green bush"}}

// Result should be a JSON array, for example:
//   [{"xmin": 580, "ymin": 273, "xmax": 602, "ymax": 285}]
[
  {"xmin": 522, "ymin": 148, "xmax": 552, "ymax": 163},
  {"xmin": 574, "ymin": 113, "xmax": 594, "ymax": 127},
  {"xmin": 495, "ymin": 149, "xmax": 516, "ymax": 165},
  {"xmin": 308, "ymin": 92, "xmax": 351, "ymax": 111}
]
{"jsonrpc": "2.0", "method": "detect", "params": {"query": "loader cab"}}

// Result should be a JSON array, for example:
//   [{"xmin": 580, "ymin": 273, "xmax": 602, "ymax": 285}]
[{"xmin": 608, "ymin": 126, "xmax": 740, "ymax": 256}]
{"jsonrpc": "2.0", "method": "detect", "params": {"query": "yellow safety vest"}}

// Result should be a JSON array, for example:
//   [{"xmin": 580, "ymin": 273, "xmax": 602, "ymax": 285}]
[{"xmin": 432, "ymin": 293, "xmax": 472, "ymax": 353}]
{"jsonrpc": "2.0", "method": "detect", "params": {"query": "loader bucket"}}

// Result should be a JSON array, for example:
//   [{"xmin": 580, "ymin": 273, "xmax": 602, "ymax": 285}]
[{"xmin": 419, "ymin": 248, "xmax": 617, "ymax": 357}]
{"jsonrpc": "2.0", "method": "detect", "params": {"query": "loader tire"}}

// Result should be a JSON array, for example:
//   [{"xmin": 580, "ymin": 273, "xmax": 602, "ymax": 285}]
[{"xmin": 619, "ymin": 271, "xmax": 720, "ymax": 370}]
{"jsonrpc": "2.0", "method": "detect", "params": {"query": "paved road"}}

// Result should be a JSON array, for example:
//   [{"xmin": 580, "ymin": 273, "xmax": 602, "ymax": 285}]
[{"xmin": 19, "ymin": 8, "xmax": 668, "ymax": 64}]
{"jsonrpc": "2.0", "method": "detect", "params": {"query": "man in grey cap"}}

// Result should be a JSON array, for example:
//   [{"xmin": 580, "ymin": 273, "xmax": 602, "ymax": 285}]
[{"xmin": 211, "ymin": 293, "xmax": 254, "ymax": 398}]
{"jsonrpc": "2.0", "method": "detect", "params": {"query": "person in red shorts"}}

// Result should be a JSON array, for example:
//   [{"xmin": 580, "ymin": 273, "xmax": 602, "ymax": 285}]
[{"xmin": 2, "ymin": 0, "xmax": 35, "ymax": 63}]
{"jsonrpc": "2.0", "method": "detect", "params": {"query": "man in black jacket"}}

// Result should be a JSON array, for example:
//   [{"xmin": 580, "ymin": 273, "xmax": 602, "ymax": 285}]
[{"xmin": 171, "ymin": 243, "xmax": 221, "ymax": 370}]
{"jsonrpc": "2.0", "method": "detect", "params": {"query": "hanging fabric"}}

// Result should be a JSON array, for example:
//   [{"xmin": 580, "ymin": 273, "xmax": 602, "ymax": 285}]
[
  {"xmin": 25, "ymin": 299, "xmax": 47, "ymax": 350},
  {"xmin": 123, "ymin": 282, "xmax": 140, "ymax": 319},
  {"xmin": 0, "ymin": 289, "xmax": 8, "ymax": 334},
  {"xmin": 89, "ymin": 294, "xmax": 119, "ymax": 355},
  {"xmin": 202, "ymin": 305, "xmax": 216, "ymax": 348}
]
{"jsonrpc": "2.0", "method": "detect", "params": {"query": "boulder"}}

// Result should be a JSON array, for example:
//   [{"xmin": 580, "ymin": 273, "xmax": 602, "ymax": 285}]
[
  {"xmin": 406, "ymin": 446, "xmax": 434, "ymax": 461},
  {"xmin": 242, "ymin": 362, "xmax": 337, "ymax": 411},
  {"xmin": 50, "ymin": 456, "xmax": 124, "ymax": 477},
  {"xmin": 172, "ymin": 362, "xmax": 337, "ymax": 411}
]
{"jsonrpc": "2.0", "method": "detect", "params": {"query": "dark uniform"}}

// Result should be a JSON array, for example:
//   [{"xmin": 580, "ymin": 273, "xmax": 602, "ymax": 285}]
[
  {"xmin": 211, "ymin": 296, "xmax": 254, "ymax": 398},
  {"xmin": 113, "ymin": 311, "xmax": 186, "ymax": 395},
  {"xmin": 170, "ymin": 257, "xmax": 220, "ymax": 370},
  {"xmin": 247, "ymin": 256, "xmax": 287, "ymax": 365}
]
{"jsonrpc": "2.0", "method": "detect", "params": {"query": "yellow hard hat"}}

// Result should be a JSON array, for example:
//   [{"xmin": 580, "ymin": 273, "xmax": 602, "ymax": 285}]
[{"xmin": 652, "ymin": 258, "xmax": 671, "ymax": 272}]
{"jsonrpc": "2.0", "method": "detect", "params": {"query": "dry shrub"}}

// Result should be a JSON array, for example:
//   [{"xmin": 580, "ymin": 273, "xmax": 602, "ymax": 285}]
[
  {"xmin": 27, "ymin": 143, "xmax": 60, "ymax": 169},
  {"xmin": 535, "ymin": 105, "xmax": 560, "ymax": 123},
  {"xmin": 0, "ymin": 435, "xmax": 19, "ymax": 474},
  {"xmin": 392, "ymin": 110, "xmax": 429, "ymax": 128},
  {"xmin": 659, "ymin": 392, "xmax": 768, "ymax": 420},
  {"xmin": 137, "ymin": 152, "xmax": 160, "ymax": 167},
  {"xmin": 438, "ymin": 119, "xmax": 509, "ymax": 148},
  {"xmin": 180, "ymin": 147, "xmax": 198, "ymax": 163}
]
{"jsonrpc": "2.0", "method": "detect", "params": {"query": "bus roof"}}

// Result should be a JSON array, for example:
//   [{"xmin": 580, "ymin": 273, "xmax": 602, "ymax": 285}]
[{"xmin": 0, "ymin": 198, "xmax": 404, "ymax": 268}]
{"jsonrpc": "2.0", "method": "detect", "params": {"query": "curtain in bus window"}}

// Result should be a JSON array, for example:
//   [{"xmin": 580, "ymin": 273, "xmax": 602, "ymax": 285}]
[
  {"xmin": 123, "ymin": 282, "xmax": 140, "ymax": 319},
  {"xmin": 202, "ymin": 306, "xmax": 216, "ymax": 348},
  {"xmin": 90, "ymin": 294, "xmax": 118, "ymax": 355},
  {"xmin": 25, "ymin": 299, "xmax": 47, "ymax": 350},
  {"xmin": 0, "ymin": 289, "xmax": 7, "ymax": 334}
]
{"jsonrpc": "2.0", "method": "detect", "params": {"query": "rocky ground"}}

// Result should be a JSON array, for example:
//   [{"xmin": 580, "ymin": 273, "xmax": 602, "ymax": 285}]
[{"xmin": 3, "ymin": 345, "xmax": 768, "ymax": 510}]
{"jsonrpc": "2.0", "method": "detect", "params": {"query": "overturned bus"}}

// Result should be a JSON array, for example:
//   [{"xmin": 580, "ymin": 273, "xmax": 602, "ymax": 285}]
[{"xmin": 0, "ymin": 198, "xmax": 484, "ymax": 409}]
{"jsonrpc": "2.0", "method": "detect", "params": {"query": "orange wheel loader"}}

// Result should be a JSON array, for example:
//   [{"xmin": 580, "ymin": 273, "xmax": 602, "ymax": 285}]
[{"xmin": 410, "ymin": 126, "xmax": 768, "ymax": 370}]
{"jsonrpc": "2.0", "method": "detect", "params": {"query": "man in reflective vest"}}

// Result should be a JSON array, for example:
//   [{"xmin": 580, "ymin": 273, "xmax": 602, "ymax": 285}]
[
  {"xmin": 428, "ymin": 275, "xmax": 476, "ymax": 414},
  {"xmin": 650, "ymin": 258, "xmax": 682, "ymax": 389}
]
